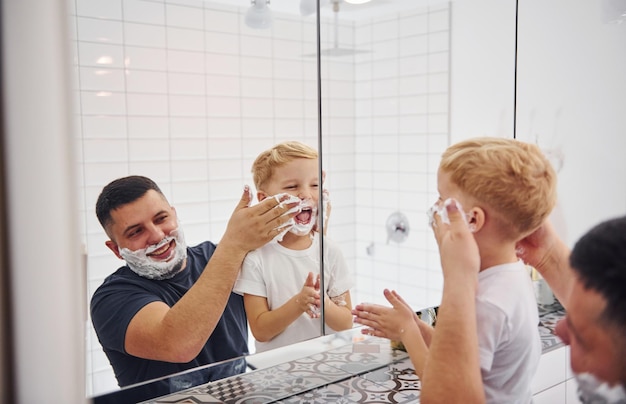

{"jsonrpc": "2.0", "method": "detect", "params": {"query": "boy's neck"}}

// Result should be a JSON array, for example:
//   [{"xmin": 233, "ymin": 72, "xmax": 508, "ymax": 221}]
[
  {"xmin": 476, "ymin": 236, "xmax": 519, "ymax": 272},
  {"xmin": 278, "ymin": 232, "xmax": 314, "ymax": 250}
]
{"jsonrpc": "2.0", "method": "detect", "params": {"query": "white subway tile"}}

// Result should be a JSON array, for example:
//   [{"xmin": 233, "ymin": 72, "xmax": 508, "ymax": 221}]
[
  {"xmin": 83, "ymin": 162, "xmax": 129, "ymax": 186},
  {"xmin": 125, "ymin": 70, "xmax": 168, "ymax": 93},
  {"xmin": 428, "ymin": 72, "xmax": 448, "ymax": 93},
  {"xmin": 205, "ymin": 53, "xmax": 240, "ymax": 75},
  {"xmin": 167, "ymin": 49, "xmax": 205, "ymax": 73},
  {"xmin": 171, "ymin": 160, "xmax": 209, "ymax": 182},
  {"xmin": 399, "ymin": 13, "xmax": 427, "ymax": 38},
  {"xmin": 399, "ymin": 95, "xmax": 428, "ymax": 115},
  {"xmin": 239, "ymin": 77, "xmax": 272, "ymax": 98},
  {"xmin": 167, "ymin": 27, "xmax": 204, "ymax": 52},
  {"xmin": 400, "ymin": 35, "xmax": 428, "ymax": 57},
  {"xmin": 126, "ymin": 93, "xmax": 168, "ymax": 116},
  {"xmin": 78, "ymin": 42, "xmax": 125, "ymax": 68},
  {"xmin": 169, "ymin": 95, "xmax": 207, "ymax": 117},
  {"xmin": 77, "ymin": 17, "xmax": 123, "ymax": 44},
  {"xmin": 166, "ymin": 3, "xmax": 203, "ymax": 29},
  {"xmin": 168, "ymin": 72, "xmax": 205, "ymax": 95},
  {"xmin": 76, "ymin": 0, "xmax": 122, "ymax": 20},
  {"xmin": 372, "ymin": 97, "xmax": 399, "ymax": 116},
  {"xmin": 399, "ymin": 54, "xmax": 427, "ymax": 76},
  {"xmin": 273, "ymin": 39, "xmax": 304, "ymax": 60},
  {"xmin": 128, "ymin": 161, "xmax": 172, "ymax": 181},
  {"xmin": 83, "ymin": 139, "xmax": 128, "ymax": 162},
  {"xmin": 429, "ymin": 31, "xmax": 449, "ymax": 53},
  {"xmin": 207, "ymin": 137, "xmax": 244, "ymax": 159},
  {"xmin": 240, "ymin": 56, "xmax": 272, "ymax": 78},
  {"xmin": 171, "ymin": 117, "xmax": 207, "ymax": 138},
  {"xmin": 82, "ymin": 116, "xmax": 127, "ymax": 139},
  {"xmin": 274, "ymin": 80, "xmax": 304, "ymax": 99},
  {"xmin": 274, "ymin": 60, "xmax": 305, "ymax": 80},
  {"xmin": 206, "ymin": 97, "xmax": 241, "ymax": 117},
  {"xmin": 204, "ymin": 75, "xmax": 239, "ymax": 96},
  {"xmin": 241, "ymin": 98, "xmax": 274, "ymax": 118},
  {"xmin": 124, "ymin": 46, "xmax": 167, "ymax": 70},
  {"xmin": 204, "ymin": 9, "xmax": 239, "ymax": 34},
  {"xmin": 170, "ymin": 138, "xmax": 208, "ymax": 160},
  {"xmin": 429, "ymin": 9, "xmax": 450, "ymax": 32},
  {"xmin": 124, "ymin": 22, "xmax": 166, "ymax": 48},
  {"xmin": 79, "ymin": 67, "xmax": 125, "ymax": 91},
  {"xmin": 128, "ymin": 139, "xmax": 171, "ymax": 161},
  {"xmin": 127, "ymin": 116, "xmax": 169, "ymax": 138},
  {"xmin": 428, "ymin": 52, "xmax": 449, "ymax": 73},
  {"xmin": 371, "ymin": 78, "xmax": 398, "ymax": 98},
  {"xmin": 205, "ymin": 31, "xmax": 240, "ymax": 54},
  {"xmin": 123, "ymin": 0, "xmax": 165, "ymax": 25},
  {"xmin": 80, "ymin": 91, "xmax": 126, "ymax": 115}
]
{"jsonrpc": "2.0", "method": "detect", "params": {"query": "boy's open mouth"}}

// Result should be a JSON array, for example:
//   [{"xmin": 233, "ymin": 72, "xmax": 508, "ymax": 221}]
[{"xmin": 295, "ymin": 207, "xmax": 312, "ymax": 224}]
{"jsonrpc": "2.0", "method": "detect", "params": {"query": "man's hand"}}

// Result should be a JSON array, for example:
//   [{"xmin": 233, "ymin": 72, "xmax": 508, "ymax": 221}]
[{"xmin": 222, "ymin": 186, "xmax": 299, "ymax": 252}]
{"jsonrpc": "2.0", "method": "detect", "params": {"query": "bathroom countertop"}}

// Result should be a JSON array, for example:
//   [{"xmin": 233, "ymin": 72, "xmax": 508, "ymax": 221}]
[{"xmin": 141, "ymin": 302, "xmax": 565, "ymax": 403}]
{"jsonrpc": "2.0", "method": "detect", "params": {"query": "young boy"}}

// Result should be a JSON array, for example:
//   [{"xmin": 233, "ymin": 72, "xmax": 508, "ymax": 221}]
[
  {"xmin": 353, "ymin": 137, "xmax": 557, "ymax": 403},
  {"xmin": 234, "ymin": 141, "xmax": 354, "ymax": 353}
]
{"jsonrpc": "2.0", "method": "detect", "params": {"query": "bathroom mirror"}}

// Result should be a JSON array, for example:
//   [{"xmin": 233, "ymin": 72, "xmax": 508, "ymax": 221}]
[
  {"xmin": 75, "ymin": 0, "xmax": 322, "ymax": 396},
  {"xmin": 78, "ymin": 0, "xmax": 519, "ymax": 399}
]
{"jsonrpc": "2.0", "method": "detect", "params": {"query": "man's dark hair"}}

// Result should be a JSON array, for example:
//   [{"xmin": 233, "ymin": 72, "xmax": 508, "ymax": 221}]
[
  {"xmin": 570, "ymin": 215, "xmax": 626, "ymax": 331},
  {"xmin": 95, "ymin": 175, "xmax": 165, "ymax": 232}
]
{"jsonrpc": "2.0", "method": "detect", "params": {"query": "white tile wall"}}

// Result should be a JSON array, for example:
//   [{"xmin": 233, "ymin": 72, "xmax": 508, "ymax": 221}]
[{"xmin": 72, "ymin": 0, "xmax": 449, "ymax": 397}]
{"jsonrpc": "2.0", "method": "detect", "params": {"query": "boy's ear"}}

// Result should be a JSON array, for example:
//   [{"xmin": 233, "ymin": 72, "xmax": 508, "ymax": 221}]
[
  {"xmin": 468, "ymin": 206, "xmax": 485, "ymax": 233},
  {"xmin": 321, "ymin": 170, "xmax": 326, "ymax": 183},
  {"xmin": 257, "ymin": 191, "xmax": 269, "ymax": 201}
]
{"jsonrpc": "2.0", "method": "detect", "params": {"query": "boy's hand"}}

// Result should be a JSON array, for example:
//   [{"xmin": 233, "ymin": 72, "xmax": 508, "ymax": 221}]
[
  {"xmin": 431, "ymin": 198, "xmax": 480, "ymax": 285},
  {"xmin": 295, "ymin": 272, "xmax": 321, "ymax": 318},
  {"xmin": 352, "ymin": 289, "xmax": 415, "ymax": 341}
]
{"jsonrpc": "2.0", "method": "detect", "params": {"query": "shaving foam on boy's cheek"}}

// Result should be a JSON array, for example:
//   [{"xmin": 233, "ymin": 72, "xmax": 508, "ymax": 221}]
[{"xmin": 427, "ymin": 198, "xmax": 472, "ymax": 231}]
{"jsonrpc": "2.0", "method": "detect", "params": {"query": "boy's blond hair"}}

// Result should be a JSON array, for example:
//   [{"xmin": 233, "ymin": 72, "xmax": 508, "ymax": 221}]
[
  {"xmin": 439, "ymin": 137, "xmax": 557, "ymax": 240},
  {"xmin": 252, "ymin": 141, "xmax": 318, "ymax": 192}
]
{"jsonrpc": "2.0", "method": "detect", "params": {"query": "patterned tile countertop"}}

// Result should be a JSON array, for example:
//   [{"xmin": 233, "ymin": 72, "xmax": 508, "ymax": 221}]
[{"xmin": 143, "ymin": 302, "xmax": 565, "ymax": 404}]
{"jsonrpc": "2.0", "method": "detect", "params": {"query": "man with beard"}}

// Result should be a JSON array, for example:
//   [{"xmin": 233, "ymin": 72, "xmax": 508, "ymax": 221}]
[
  {"xmin": 421, "ymin": 200, "xmax": 626, "ymax": 403},
  {"xmin": 91, "ymin": 175, "xmax": 298, "ymax": 391}
]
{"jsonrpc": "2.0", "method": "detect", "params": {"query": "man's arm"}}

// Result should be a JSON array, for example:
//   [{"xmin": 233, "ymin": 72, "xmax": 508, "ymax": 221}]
[
  {"xmin": 516, "ymin": 220, "xmax": 574, "ymax": 308},
  {"xmin": 125, "ymin": 189, "xmax": 298, "ymax": 362},
  {"xmin": 420, "ymin": 199, "xmax": 485, "ymax": 404}
]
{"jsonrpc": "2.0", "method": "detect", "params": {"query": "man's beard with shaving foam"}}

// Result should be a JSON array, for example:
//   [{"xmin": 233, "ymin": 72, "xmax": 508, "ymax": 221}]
[
  {"xmin": 119, "ymin": 228, "xmax": 187, "ymax": 280},
  {"xmin": 575, "ymin": 372, "xmax": 626, "ymax": 403}
]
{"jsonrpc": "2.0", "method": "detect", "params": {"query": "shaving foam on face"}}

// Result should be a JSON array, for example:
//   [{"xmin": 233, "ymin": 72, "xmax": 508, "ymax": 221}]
[
  {"xmin": 119, "ymin": 227, "xmax": 187, "ymax": 280},
  {"xmin": 575, "ymin": 372, "xmax": 626, "ymax": 403},
  {"xmin": 427, "ymin": 198, "xmax": 471, "ymax": 230}
]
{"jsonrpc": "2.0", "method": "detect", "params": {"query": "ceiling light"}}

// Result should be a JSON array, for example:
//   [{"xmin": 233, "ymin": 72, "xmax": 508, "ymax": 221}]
[{"xmin": 245, "ymin": 0, "xmax": 273, "ymax": 29}]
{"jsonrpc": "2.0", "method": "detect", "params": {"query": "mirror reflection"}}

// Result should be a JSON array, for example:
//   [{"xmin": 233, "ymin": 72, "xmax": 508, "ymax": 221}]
[
  {"xmin": 75, "ymin": 0, "xmax": 321, "ymax": 396},
  {"xmin": 77, "ymin": 0, "xmax": 518, "ymax": 400}
]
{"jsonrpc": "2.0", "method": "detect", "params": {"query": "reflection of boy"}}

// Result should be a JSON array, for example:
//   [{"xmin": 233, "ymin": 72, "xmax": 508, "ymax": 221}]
[
  {"xmin": 234, "ymin": 141, "xmax": 354, "ymax": 353},
  {"xmin": 355, "ymin": 137, "xmax": 557, "ymax": 403}
]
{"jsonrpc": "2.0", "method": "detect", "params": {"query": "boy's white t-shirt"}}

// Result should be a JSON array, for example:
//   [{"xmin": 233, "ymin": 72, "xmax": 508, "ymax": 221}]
[
  {"xmin": 233, "ymin": 233, "xmax": 353, "ymax": 353},
  {"xmin": 477, "ymin": 260, "xmax": 542, "ymax": 404}
]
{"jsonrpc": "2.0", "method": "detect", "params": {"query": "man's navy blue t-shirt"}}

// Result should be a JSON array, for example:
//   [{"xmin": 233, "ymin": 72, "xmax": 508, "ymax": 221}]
[{"xmin": 90, "ymin": 242, "xmax": 248, "ymax": 388}]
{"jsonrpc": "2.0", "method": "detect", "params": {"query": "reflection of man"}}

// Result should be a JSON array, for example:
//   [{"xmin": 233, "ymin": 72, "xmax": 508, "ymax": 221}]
[
  {"xmin": 519, "ymin": 216, "xmax": 626, "ymax": 402},
  {"xmin": 90, "ymin": 176, "xmax": 297, "ymax": 389},
  {"xmin": 423, "ymin": 204, "xmax": 626, "ymax": 403}
]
